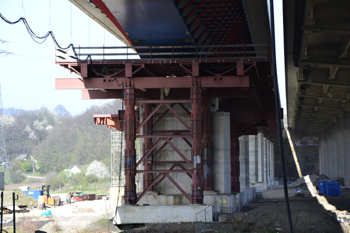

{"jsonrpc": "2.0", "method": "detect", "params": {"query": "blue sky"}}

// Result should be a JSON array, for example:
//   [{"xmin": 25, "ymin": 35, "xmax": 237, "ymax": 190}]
[
  {"xmin": 0, "ymin": 0, "xmax": 286, "ymax": 116},
  {"xmin": 0, "ymin": 0, "xmax": 123, "ymax": 116}
]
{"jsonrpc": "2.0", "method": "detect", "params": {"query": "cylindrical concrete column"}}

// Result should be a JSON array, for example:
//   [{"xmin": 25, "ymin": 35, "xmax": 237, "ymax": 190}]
[
  {"xmin": 327, "ymin": 126, "xmax": 332, "ymax": 177},
  {"xmin": 319, "ymin": 133, "xmax": 324, "ymax": 175},
  {"xmin": 239, "ymin": 136, "xmax": 249, "ymax": 190},
  {"xmin": 266, "ymin": 139, "xmax": 271, "ymax": 181},
  {"xmin": 248, "ymin": 135, "xmax": 258, "ymax": 184},
  {"xmin": 257, "ymin": 132, "xmax": 264, "ymax": 183},
  {"xmin": 213, "ymin": 112, "xmax": 231, "ymax": 193},
  {"xmin": 331, "ymin": 121, "xmax": 338, "ymax": 177},
  {"xmin": 263, "ymin": 137, "xmax": 268, "ymax": 183},
  {"xmin": 336, "ymin": 116, "xmax": 344, "ymax": 178},
  {"xmin": 270, "ymin": 142, "xmax": 274, "ymax": 180},
  {"xmin": 343, "ymin": 112, "xmax": 350, "ymax": 187}
]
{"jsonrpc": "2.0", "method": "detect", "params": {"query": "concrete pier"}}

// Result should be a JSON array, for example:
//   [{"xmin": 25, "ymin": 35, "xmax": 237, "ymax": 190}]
[
  {"xmin": 213, "ymin": 112, "xmax": 231, "ymax": 193},
  {"xmin": 239, "ymin": 136, "xmax": 249, "ymax": 190},
  {"xmin": 248, "ymin": 135, "xmax": 258, "ymax": 184}
]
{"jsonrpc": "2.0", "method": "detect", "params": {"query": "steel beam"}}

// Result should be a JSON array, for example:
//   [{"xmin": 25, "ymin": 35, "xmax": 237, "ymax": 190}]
[
  {"xmin": 56, "ymin": 76, "xmax": 249, "ymax": 90},
  {"xmin": 124, "ymin": 82, "xmax": 136, "ymax": 205},
  {"xmin": 230, "ymin": 135, "xmax": 240, "ymax": 193},
  {"xmin": 191, "ymin": 80, "xmax": 203, "ymax": 204}
]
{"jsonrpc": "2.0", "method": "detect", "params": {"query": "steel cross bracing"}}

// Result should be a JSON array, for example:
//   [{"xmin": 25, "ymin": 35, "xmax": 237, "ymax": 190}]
[{"xmin": 136, "ymin": 100, "xmax": 194, "ymax": 203}]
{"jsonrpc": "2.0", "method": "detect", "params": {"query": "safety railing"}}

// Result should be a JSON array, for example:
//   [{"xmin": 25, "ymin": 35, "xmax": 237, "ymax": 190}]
[{"xmin": 56, "ymin": 44, "xmax": 269, "ymax": 62}]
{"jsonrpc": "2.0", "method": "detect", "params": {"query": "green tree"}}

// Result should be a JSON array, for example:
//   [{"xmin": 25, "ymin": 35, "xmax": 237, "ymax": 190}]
[
  {"xmin": 21, "ymin": 161, "xmax": 33, "ymax": 172},
  {"xmin": 9, "ymin": 159, "xmax": 26, "ymax": 184}
]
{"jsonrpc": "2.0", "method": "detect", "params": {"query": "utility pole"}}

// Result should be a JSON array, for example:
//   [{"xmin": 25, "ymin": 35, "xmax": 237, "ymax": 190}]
[{"xmin": 0, "ymin": 83, "xmax": 10, "ymax": 184}]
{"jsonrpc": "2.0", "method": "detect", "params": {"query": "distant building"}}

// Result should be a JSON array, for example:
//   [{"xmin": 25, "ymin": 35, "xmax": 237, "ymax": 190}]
[
  {"xmin": 69, "ymin": 164, "xmax": 84, "ymax": 174},
  {"xmin": 16, "ymin": 154, "xmax": 27, "ymax": 161},
  {"xmin": 0, "ymin": 162, "xmax": 10, "ymax": 168}
]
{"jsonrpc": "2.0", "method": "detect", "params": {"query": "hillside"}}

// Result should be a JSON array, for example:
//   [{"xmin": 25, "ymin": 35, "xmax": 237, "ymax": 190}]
[{"xmin": 2, "ymin": 100, "xmax": 123, "ymax": 175}]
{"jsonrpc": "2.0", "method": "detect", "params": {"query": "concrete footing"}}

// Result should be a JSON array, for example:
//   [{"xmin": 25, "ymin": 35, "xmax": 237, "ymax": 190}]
[{"xmin": 113, "ymin": 205, "xmax": 212, "ymax": 224}]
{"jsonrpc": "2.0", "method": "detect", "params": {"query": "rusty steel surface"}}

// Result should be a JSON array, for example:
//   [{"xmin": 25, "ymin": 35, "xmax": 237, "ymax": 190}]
[
  {"xmin": 202, "ymin": 96, "xmax": 213, "ymax": 191},
  {"xmin": 191, "ymin": 79, "xmax": 203, "ymax": 204}
]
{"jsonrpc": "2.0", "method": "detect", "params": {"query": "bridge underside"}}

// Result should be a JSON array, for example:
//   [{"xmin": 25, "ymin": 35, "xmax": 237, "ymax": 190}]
[
  {"xmin": 57, "ymin": 0, "xmax": 279, "ymax": 208},
  {"xmin": 285, "ymin": 0, "xmax": 350, "ymax": 187}
]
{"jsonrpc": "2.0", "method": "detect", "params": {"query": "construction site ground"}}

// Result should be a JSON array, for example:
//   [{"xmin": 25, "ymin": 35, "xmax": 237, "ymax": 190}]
[{"xmin": 1, "ymin": 185, "xmax": 349, "ymax": 232}]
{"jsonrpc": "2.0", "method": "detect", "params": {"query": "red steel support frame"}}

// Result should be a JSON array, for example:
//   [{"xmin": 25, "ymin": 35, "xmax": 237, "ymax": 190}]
[
  {"xmin": 142, "ymin": 102, "xmax": 153, "ymax": 191},
  {"xmin": 191, "ymin": 69, "xmax": 203, "ymax": 203},
  {"xmin": 202, "ymin": 96, "xmax": 213, "ymax": 191},
  {"xmin": 231, "ymin": 134, "xmax": 240, "ymax": 193},
  {"xmin": 124, "ymin": 76, "xmax": 137, "ymax": 204}
]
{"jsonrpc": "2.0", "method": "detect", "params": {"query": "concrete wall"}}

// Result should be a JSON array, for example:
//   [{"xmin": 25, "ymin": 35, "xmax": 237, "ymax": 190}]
[
  {"xmin": 212, "ymin": 112, "xmax": 231, "ymax": 193},
  {"xmin": 114, "ymin": 205, "xmax": 213, "ymax": 224}
]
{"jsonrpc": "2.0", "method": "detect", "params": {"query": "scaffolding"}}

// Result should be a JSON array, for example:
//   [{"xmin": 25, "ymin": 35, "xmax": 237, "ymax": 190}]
[
  {"xmin": 111, "ymin": 129, "xmax": 125, "ymax": 187},
  {"xmin": 0, "ymin": 83, "xmax": 9, "ymax": 184}
]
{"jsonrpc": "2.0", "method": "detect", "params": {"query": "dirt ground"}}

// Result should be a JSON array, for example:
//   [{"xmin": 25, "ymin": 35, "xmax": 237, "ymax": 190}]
[
  {"xmin": 1, "ymin": 185, "xmax": 349, "ymax": 232},
  {"xmin": 3, "ymin": 199, "xmax": 118, "ymax": 233},
  {"xmin": 123, "ymin": 186, "xmax": 349, "ymax": 233}
]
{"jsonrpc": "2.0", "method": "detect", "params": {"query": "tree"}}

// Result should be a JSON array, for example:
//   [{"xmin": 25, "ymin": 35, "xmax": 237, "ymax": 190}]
[
  {"xmin": 9, "ymin": 160, "xmax": 25, "ymax": 184},
  {"xmin": 54, "ymin": 105, "xmax": 71, "ymax": 117},
  {"xmin": 21, "ymin": 161, "xmax": 33, "ymax": 172}
]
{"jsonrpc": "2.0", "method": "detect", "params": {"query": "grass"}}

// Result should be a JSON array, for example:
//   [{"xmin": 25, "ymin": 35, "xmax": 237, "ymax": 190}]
[
  {"xmin": 50, "ymin": 221, "xmax": 63, "ymax": 232},
  {"xmin": 17, "ymin": 215, "xmax": 39, "ymax": 233}
]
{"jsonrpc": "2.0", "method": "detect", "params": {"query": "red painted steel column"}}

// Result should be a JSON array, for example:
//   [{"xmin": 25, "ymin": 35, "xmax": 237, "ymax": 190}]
[
  {"xmin": 231, "ymin": 134, "xmax": 240, "ymax": 193},
  {"xmin": 202, "ymin": 96, "xmax": 213, "ymax": 191},
  {"xmin": 191, "ymin": 78, "xmax": 203, "ymax": 204},
  {"xmin": 142, "ymin": 102, "xmax": 153, "ymax": 191},
  {"xmin": 124, "ymin": 78, "xmax": 136, "ymax": 204}
]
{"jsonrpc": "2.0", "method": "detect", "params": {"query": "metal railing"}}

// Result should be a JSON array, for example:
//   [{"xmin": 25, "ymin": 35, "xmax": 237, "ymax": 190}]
[{"xmin": 56, "ymin": 44, "xmax": 269, "ymax": 62}]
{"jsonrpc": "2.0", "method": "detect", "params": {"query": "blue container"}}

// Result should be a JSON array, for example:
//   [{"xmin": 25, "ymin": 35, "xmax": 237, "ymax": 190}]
[
  {"xmin": 319, "ymin": 180, "xmax": 335, "ymax": 194},
  {"xmin": 325, "ymin": 182, "xmax": 341, "ymax": 197},
  {"xmin": 22, "ymin": 190, "xmax": 43, "ymax": 200}
]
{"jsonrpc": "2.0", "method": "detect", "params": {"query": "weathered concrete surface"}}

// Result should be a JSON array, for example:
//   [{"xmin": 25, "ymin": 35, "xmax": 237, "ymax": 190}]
[
  {"xmin": 137, "ymin": 193, "xmax": 191, "ymax": 206},
  {"xmin": 114, "ymin": 205, "xmax": 212, "ymax": 224},
  {"xmin": 239, "ymin": 136, "xmax": 249, "ymax": 190},
  {"xmin": 248, "ymin": 135, "xmax": 258, "ymax": 184},
  {"xmin": 213, "ymin": 112, "xmax": 231, "ymax": 193},
  {"xmin": 257, "ymin": 133, "xmax": 264, "ymax": 183}
]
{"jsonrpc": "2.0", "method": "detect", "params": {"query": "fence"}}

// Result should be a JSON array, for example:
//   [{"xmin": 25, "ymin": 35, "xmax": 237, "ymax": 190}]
[{"xmin": 195, "ymin": 180, "xmax": 274, "ymax": 233}]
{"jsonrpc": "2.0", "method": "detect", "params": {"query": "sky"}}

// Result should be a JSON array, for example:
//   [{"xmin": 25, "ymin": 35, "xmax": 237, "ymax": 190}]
[
  {"xmin": 0, "ymin": 0, "xmax": 286, "ymax": 117},
  {"xmin": 0, "ymin": 0, "xmax": 124, "ymax": 116}
]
